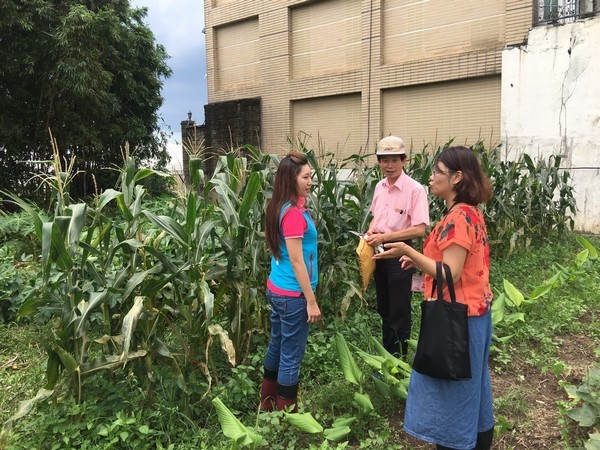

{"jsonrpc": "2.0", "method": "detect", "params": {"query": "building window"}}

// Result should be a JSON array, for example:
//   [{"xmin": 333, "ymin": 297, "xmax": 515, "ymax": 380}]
[{"xmin": 534, "ymin": 0, "xmax": 600, "ymax": 25}]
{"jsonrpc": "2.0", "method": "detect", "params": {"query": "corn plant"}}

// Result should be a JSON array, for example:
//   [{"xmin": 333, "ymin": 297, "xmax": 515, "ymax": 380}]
[
  {"xmin": 477, "ymin": 144, "xmax": 577, "ymax": 253},
  {"xmin": 303, "ymin": 147, "xmax": 378, "ymax": 317}
]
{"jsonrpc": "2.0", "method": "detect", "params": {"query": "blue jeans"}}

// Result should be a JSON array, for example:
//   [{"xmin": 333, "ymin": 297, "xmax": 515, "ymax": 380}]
[{"xmin": 263, "ymin": 289, "xmax": 310, "ymax": 386}]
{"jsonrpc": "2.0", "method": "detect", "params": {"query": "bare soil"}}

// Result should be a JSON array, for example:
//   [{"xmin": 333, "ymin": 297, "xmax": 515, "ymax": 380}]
[{"xmin": 388, "ymin": 333, "xmax": 597, "ymax": 449}]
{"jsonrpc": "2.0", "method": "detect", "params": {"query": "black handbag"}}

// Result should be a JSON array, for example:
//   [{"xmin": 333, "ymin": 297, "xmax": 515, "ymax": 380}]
[{"xmin": 412, "ymin": 262, "xmax": 471, "ymax": 380}]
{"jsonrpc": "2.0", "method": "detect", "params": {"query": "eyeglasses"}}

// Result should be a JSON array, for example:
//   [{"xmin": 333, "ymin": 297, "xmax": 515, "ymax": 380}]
[{"xmin": 432, "ymin": 167, "xmax": 456, "ymax": 176}]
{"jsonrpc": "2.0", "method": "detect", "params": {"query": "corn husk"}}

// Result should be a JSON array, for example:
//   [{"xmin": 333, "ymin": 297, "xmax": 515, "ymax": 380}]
[{"xmin": 356, "ymin": 237, "xmax": 375, "ymax": 292}]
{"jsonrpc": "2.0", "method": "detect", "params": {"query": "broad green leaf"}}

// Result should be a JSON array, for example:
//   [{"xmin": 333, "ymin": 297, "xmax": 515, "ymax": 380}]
[
  {"xmin": 503, "ymin": 279, "xmax": 524, "ymax": 307},
  {"xmin": 371, "ymin": 374, "xmax": 391, "ymax": 398},
  {"xmin": 332, "ymin": 417, "xmax": 357, "ymax": 428},
  {"xmin": 575, "ymin": 249, "xmax": 589, "ymax": 267},
  {"xmin": 371, "ymin": 337, "xmax": 412, "ymax": 374},
  {"xmin": 324, "ymin": 426, "xmax": 351, "ymax": 442},
  {"xmin": 567, "ymin": 403, "xmax": 597, "ymax": 427},
  {"xmin": 529, "ymin": 281, "xmax": 554, "ymax": 300},
  {"xmin": 335, "ymin": 333, "xmax": 363, "ymax": 385},
  {"xmin": 285, "ymin": 413, "xmax": 324, "ymax": 434},
  {"xmin": 354, "ymin": 348, "xmax": 384, "ymax": 370},
  {"xmin": 585, "ymin": 433, "xmax": 600, "ymax": 450},
  {"xmin": 504, "ymin": 312, "xmax": 525, "ymax": 324},
  {"xmin": 211, "ymin": 397, "xmax": 264, "ymax": 446},
  {"xmin": 391, "ymin": 379, "xmax": 409, "ymax": 399},
  {"xmin": 562, "ymin": 383, "xmax": 577, "ymax": 398},
  {"xmin": 353, "ymin": 392, "xmax": 373, "ymax": 413},
  {"xmin": 576, "ymin": 235, "xmax": 598, "ymax": 260},
  {"xmin": 491, "ymin": 293, "xmax": 505, "ymax": 325}
]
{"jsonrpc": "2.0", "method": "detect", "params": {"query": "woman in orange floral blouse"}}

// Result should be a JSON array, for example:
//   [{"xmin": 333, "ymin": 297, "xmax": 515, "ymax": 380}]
[{"xmin": 374, "ymin": 146, "xmax": 494, "ymax": 450}]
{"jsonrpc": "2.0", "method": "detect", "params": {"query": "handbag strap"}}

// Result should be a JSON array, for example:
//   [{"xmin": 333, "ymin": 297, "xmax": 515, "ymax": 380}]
[{"xmin": 431, "ymin": 261, "xmax": 458, "ymax": 303}]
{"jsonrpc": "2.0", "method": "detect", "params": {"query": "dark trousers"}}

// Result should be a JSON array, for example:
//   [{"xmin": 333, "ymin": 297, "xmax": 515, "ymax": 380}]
[{"xmin": 374, "ymin": 257, "xmax": 414, "ymax": 356}]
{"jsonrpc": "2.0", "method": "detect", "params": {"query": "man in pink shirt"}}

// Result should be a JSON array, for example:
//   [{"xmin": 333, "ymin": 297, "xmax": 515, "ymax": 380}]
[{"xmin": 365, "ymin": 136, "xmax": 430, "ymax": 357}]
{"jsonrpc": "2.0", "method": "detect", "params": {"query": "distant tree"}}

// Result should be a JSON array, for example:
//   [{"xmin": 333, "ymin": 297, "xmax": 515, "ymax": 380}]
[{"xmin": 0, "ymin": 0, "xmax": 172, "ymax": 200}]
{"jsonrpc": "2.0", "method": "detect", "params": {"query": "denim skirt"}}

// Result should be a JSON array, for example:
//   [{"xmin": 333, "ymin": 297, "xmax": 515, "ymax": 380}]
[{"xmin": 403, "ymin": 310, "xmax": 494, "ymax": 449}]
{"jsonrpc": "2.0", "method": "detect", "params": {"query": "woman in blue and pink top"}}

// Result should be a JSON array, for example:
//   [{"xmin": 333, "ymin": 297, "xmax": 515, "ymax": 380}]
[{"xmin": 260, "ymin": 151, "xmax": 321, "ymax": 413}]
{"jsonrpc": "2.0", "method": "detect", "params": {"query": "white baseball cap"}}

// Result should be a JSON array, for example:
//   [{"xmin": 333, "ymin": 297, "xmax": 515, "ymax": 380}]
[{"xmin": 376, "ymin": 136, "xmax": 406, "ymax": 156}]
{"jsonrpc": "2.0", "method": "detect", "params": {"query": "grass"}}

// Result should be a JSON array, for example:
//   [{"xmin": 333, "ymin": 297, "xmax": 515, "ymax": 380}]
[
  {"xmin": 0, "ymin": 323, "xmax": 49, "ymax": 424},
  {"xmin": 1, "ymin": 233, "xmax": 599, "ymax": 449}
]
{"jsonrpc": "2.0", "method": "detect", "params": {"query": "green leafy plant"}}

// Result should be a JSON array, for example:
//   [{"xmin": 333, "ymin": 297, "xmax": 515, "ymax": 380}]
[
  {"xmin": 491, "ymin": 236, "xmax": 598, "ymax": 356},
  {"xmin": 561, "ymin": 363, "xmax": 600, "ymax": 449}
]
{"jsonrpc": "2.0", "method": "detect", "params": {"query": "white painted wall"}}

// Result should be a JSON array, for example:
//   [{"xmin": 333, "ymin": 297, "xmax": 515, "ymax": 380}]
[{"xmin": 501, "ymin": 17, "xmax": 600, "ymax": 233}]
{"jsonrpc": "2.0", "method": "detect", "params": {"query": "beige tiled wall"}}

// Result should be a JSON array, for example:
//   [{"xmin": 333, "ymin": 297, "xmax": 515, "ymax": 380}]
[
  {"xmin": 382, "ymin": 76, "xmax": 502, "ymax": 152},
  {"xmin": 204, "ymin": 0, "xmax": 531, "ymax": 156},
  {"xmin": 292, "ymin": 93, "xmax": 363, "ymax": 159}
]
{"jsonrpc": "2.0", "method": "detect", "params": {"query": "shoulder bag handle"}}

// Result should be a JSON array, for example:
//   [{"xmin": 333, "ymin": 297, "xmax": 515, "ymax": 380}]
[{"xmin": 431, "ymin": 261, "xmax": 458, "ymax": 303}]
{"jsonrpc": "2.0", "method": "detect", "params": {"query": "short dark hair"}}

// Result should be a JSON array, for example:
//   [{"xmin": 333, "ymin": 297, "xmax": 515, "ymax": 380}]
[{"xmin": 435, "ymin": 146, "xmax": 492, "ymax": 205}]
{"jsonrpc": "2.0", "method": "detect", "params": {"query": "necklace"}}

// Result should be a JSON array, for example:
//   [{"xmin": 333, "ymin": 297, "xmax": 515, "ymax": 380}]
[{"xmin": 447, "ymin": 201, "xmax": 461, "ymax": 214}]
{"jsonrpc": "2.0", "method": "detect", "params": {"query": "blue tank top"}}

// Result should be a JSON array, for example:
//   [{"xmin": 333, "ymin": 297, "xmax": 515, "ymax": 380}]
[{"xmin": 268, "ymin": 203, "xmax": 318, "ymax": 293}]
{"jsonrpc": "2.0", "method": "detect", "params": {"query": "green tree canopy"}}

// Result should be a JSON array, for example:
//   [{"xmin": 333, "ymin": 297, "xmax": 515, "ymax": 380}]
[{"xmin": 0, "ymin": 0, "xmax": 172, "ymax": 200}]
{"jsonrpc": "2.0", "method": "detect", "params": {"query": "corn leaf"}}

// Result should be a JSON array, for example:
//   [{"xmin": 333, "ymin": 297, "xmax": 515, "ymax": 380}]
[
  {"xmin": 121, "ymin": 296, "xmax": 144, "ymax": 359},
  {"xmin": 144, "ymin": 211, "xmax": 189, "ymax": 248}
]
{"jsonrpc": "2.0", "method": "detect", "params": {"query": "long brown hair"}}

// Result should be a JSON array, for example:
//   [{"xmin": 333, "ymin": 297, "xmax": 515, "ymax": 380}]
[
  {"xmin": 265, "ymin": 152, "xmax": 309, "ymax": 259},
  {"xmin": 435, "ymin": 146, "xmax": 492, "ymax": 205}
]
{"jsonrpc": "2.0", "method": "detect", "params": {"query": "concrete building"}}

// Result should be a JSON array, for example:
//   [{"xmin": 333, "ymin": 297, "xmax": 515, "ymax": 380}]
[
  {"xmin": 203, "ymin": 0, "xmax": 533, "ymax": 160},
  {"xmin": 502, "ymin": 2, "xmax": 600, "ymax": 233},
  {"xmin": 202, "ymin": 0, "xmax": 600, "ymax": 231}
]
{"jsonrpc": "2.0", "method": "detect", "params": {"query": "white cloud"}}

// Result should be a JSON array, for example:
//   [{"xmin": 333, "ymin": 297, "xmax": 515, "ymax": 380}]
[
  {"xmin": 130, "ymin": 1, "xmax": 207, "ymax": 169},
  {"xmin": 132, "ymin": 0, "xmax": 205, "ymax": 60}
]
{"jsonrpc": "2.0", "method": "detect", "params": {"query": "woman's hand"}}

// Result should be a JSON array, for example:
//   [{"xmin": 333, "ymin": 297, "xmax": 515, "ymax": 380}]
[
  {"xmin": 372, "ymin": 242, "xmax": 410, "ymax": 260},
  {"xmin": 307, "ymin": 300, "xmax": 321, "ymax": 323},
  {"xmin": 399, "ymin": 256, "xmax": 415, "ymax": 270}
]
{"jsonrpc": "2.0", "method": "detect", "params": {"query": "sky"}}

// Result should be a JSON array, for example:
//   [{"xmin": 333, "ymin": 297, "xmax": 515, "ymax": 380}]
[{"xmin": 130, "ymin": 0, "xmax": 207, "ymax": 170}]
